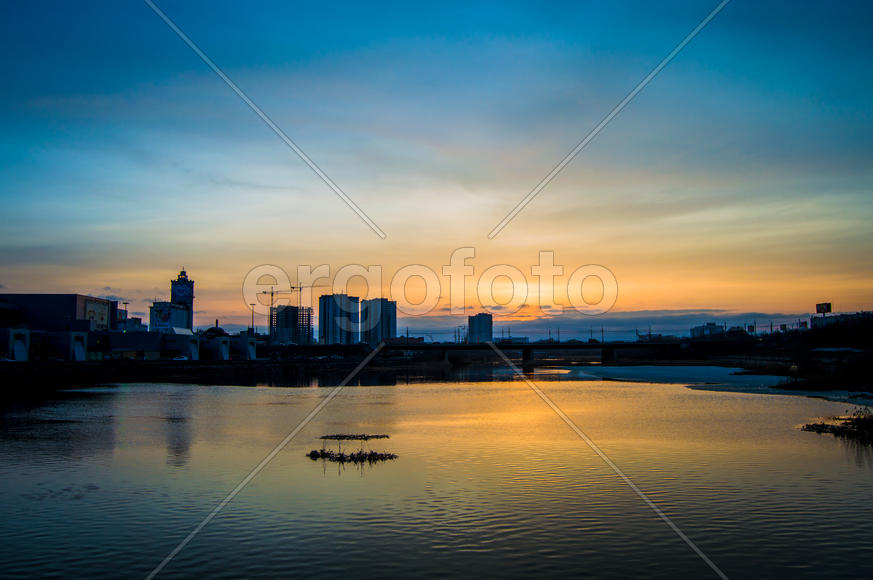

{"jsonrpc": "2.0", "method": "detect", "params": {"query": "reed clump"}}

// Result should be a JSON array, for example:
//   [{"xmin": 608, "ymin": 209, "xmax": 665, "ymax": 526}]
[
  {"xmin": 307, "ymin": 433, "xmax": 397, "ymax": 463},
  {"xmin": 802, "ymin": 406, "xmax": 873, "ymax": 444}
]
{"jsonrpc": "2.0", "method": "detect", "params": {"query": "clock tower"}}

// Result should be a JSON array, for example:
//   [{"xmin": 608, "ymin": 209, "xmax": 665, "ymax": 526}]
[{"xmin": 170, "ymin": 269, "xmax": 195, "ymax": 330}]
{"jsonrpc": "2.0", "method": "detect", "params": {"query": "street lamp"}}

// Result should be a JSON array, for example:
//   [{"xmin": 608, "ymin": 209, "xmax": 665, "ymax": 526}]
[{"xmin": 249, "ymin": 303, "xmax": 256, "ymax": 334}]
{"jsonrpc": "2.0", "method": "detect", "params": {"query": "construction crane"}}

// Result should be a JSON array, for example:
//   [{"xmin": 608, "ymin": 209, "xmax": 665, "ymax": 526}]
[
  {"xmin": 260, "ymin": 285, "xmax": 312, "ymax": 342},
  {"xmin": 260, "ymin": 285, "xmax": 308, "ymax": 309}
]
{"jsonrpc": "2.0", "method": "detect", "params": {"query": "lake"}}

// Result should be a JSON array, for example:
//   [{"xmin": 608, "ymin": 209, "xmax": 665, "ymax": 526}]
[{"xmin": 1, "ymin": 367, "xmax": 871, "ymax": 578}]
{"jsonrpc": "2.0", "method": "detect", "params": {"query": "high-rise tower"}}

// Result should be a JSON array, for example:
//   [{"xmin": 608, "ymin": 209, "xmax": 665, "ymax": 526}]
[
  {"xmin": 467, "ymin": 312, "xmax": 492, "ymax": 343},
  {"xmin": 318, "ymin": 294, "xmax": 359, "ymax": 344},
  {"xmin": 170, "ymin": 269, "xmax": 195, "ymax": 330},
  {"xmin": 361, "ymin": 298, "xmax": 397, "ymax": 346}
]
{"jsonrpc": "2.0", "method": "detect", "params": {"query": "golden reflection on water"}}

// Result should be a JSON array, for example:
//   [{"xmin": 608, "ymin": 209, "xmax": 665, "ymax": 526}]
[
  {"xmin": 104, "ymin": 380, "xmax": 863, "ymax": 481},
  {"xmin": 2, "ymin": 380, "xmax": 871, "ymax": 579}
]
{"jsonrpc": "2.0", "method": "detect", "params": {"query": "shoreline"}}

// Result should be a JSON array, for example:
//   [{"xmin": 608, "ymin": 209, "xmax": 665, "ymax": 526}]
[
  {"xmin": 2, "ymin": 356, "xmax": 871, "ymax": 402},
  {"xmin": 802, "ymin": 410, "xmax": 873, "ymax": 445}
]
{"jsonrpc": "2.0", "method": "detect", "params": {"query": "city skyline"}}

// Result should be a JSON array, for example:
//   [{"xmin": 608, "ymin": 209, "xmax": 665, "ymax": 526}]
[
  {"xmin": 0, "ymin": 262, "xmax": 856, "ymax": 343},
  {"xmin": 0, "ymin": 260, "xmax": 858, "ymax": 340},
  {"xmin": 2, "ymin": 2, "xmax": 872, "ymax": 331}
]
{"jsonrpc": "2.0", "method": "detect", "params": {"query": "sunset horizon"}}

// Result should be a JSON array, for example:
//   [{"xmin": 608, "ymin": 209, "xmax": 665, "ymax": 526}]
[{"xmin": 3, "ymin": 1, "xmax": 871, "ymax": 331}]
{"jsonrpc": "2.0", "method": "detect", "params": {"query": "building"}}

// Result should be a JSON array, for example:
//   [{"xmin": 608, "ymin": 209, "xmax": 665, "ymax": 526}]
[
  {"xmin": 0, "ymin": 328, "xmax": 30, "ymax": 361},
  {"xmin": 149, "ymin": 269, "xmax": 195, "ymax": 333},
  {"xmin": 691, "ymin": 322, "xmax": 725, "ymax": 339},
  {"xmin": 163, "ymin": 332, "xmax": 199, "ymax": 360},
  {"xmin": 230, "ymin": 333, "xmax": 257, "ymax": 360},
  {"xmin": 467, "ymin": 313, "xmax": 493, "ymax": 343},
  {"xmin": 170, "ymin": 269, "xmax": 195, "ymax": 330},
  {"xmin": 811, "ymin": 311, "xmax": 873, "ymax": 329},
  {"xmin": 0, "ymin": 294, "xmax": 118, "ymax": 332},
  {"xmin": 361, "ymin": 298, "xmax": 397, "ymax": 347},
  {"xmin": 116, "ymin": 308, "xmax": 147, "ymax": 332},
  {"xmin": 270, "ymin": 305, "xmax": 314, "ymax": 344},
  {"xmin": 200, "ymin": 322, "xmax": 230, "ymax": 361},
  {"xmin": 30, "ymin": 330, "xmax": 88, "ymax": 361},
  {"xmin": 94, "ymin": 331, "xmax": 163, "ymax": 360},
  {"xmin": 319, "ymin": 294, "xmax": 359, "ymax": 345},
  {"xmin": 499, "ymin": 336, "xmax": 529, "ymax": 344},
  {"xmin": 149, "ymin": 302, "xmax": 190, "ymax": 333}
]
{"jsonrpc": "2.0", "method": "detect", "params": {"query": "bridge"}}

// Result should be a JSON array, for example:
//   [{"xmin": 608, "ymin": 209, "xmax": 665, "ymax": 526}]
[
  {"xmin": 379, "ymin": 341, "xmax": 684, "ymax": 363},
  {"xmin": 260, "ymin": 340, "xmax": 687, "ymax": 364}
]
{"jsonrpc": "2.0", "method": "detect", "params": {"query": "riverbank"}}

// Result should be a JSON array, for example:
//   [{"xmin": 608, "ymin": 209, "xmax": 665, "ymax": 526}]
[
  {"xmin": 802, "ymin": 408, "xmax": 873, "ymax": 445},
  {"xmin": 2, "ymin": 350, "xmax": 870, "ymax": 399}
]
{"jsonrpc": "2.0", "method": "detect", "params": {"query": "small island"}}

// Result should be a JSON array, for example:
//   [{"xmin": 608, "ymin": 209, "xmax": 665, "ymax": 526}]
[
  {"xmin": 307, "ymin": 433, "xmax": 397, "ymax": 464},
  {"xmin": 307, "ymin": 449, "xmax": 398, "ymax": 463},
  {"xmin": 802, "ymin": 407, "xmax": 873, "ymax": 445}
]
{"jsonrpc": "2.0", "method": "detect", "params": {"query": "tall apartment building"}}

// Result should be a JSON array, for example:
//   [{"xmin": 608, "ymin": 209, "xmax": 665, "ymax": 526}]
[
  {"xmin": 318, "ymin": 294, "xmax": 359, "ymax": 345},
  {"xmin": 270, "ymin": 305, "xmax": 313, "ymax": 344},
  {"xmin": 467, "ymin": 312, "xmax": 493, "ymax": 343},
  {"xmin": 361, "ymin": 298, "xmax": 397, "ymax": 346}
]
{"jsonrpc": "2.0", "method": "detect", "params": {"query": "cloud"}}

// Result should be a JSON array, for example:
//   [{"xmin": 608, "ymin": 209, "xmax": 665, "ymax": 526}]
[
  {"xmin": 397, "ymin": 308, "xmax": 811, "ymax": 341},
  {"xmin": 98, "ymin": 294, "xmax": 128, "ymax": 303},
  {"xmin": 2, "ymin": 2, "xmax": 871, "ymax": 319},
  {"xmin": 0, "ymin": 245, "xmax": 86, "ymax": 267}
]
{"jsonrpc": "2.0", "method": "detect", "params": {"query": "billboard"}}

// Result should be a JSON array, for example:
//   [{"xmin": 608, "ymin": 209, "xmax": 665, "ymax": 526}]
[
  {"xmin": 815, "ymin": 302, "xmax": 832, "ymax": 314},
  {"xmin": 149, "ymin": 303, "xmax": 189, "ymax": 332},
  {"xmin": 84, "ymin": 298, "xmax": 111, "ymax": 330}
]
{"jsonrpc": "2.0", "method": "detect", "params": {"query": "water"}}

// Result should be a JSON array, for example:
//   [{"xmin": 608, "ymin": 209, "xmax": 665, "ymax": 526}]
[{"xmin": 0, "ymin": 370, "xmax": 871, "ymax": 579}]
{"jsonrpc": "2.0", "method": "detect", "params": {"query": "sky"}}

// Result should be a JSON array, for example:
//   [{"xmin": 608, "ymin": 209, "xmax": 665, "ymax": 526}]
[{"xmin": 1, "ymin": 1, "xmax": 872, "ymax": 337}]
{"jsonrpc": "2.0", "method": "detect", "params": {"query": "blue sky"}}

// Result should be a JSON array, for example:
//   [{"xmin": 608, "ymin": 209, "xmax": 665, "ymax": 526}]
[{"xmin": 1, "ymin": 1, "xmax": 872, "ymax": 332}]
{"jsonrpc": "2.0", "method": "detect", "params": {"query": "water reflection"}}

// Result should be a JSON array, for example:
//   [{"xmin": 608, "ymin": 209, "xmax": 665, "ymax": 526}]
[
  {"xmin": 0, "ymin": 390, "xmax": 117, "ymax": 461},
  {"xmin": 0, "ymin": 378, "xmax": 871, "ymax": 579},
  {"xmin": 161, "ymin": 390, "xmax": 192, "ymax": 467},
  {"xmin": 840, "ymin": 436, "xmax": 873, "ymax": 469}
]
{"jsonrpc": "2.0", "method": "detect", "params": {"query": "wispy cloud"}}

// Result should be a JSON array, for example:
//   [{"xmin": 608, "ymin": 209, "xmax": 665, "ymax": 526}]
[
  {"xmin": 398, "ymin": 308, "xmax": 810, "ymax": 341},
  {"xmin": 2, "ymin": 2, "xmax": 871, "ymax": 318},
  {"xmin": 98, "ymin": 294, "xmax": 129, "ymax": 303}
]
